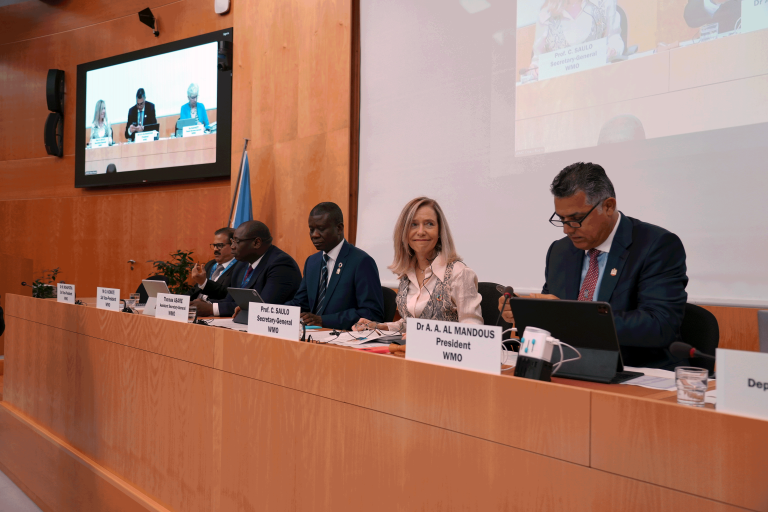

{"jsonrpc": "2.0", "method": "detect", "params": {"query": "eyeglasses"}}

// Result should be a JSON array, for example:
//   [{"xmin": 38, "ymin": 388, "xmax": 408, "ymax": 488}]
[
  {"xmin": 209, "ymin": 243, "xmax": 227, "ymax": 250},
  {"xmin": 230, "ymin": 237, "xmax": 257, "ymax": 245},
  {"xmin": 549, "ymin": 199, "xmax": 605, "ymax": 228}
]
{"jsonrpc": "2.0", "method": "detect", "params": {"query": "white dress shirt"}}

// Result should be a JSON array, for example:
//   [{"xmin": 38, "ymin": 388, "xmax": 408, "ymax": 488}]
[
  {"xmin": 212, "ymin": 255, "xmax": 264, "ymax": 317},
  {"xmin": 323, "ymin": 239, "xmax": 345, "ymax": 285},
  {"xmin": 382, "ymin": 252, "xmax": 483, "ymax": 331}
]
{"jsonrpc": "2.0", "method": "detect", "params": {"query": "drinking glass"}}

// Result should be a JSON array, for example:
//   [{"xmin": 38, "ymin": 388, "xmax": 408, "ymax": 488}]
[
  {"xmin": 124, "ymin": 298, "xmax": 138, "ymax": 312},
  {"xmin": 188, "ymin": 306, "xmax": 197, "ymax": 323},
  {"xmin": 676, "ymin": 367, "xmax": 708, "ymax": 407}
]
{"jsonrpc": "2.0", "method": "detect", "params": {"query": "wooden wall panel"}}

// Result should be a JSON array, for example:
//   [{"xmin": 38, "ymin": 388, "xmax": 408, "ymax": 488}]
[
  {"xmin": 591, "ymin": 392, "xmax": 768, "ymax": 511},
  {"xmin": 0, "ymin": 253, "xmax": 33, "ymax": 355},
  {"xmin": 233, "ymin": 0, "xmax": 352, "ymax": 266},
  {"xmin": 702, "ymin": 305, "xmax": 764, "ymax": 352}
]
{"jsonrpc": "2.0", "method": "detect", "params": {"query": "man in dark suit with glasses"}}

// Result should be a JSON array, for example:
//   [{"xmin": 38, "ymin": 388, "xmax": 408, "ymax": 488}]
[
  {"xmin": 189, "ymin": 227, "xmax": 238, "ymax": 312},
  {"xmin": 501, "ymin": 162, "xmax": 689, "ymax": 369}
]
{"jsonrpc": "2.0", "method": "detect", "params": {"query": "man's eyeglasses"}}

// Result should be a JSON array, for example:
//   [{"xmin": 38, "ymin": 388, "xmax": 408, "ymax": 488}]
[
  {"xmin": 549, "ymin": 199, "xmax": 605, "ymax": 228},
  {"xmin": 209, "ymin": 243, "xmax": 227, "ymax": 250},
  {"xmin": 231, "ymin": 237, "xmax": 257, "ymax": 245}
]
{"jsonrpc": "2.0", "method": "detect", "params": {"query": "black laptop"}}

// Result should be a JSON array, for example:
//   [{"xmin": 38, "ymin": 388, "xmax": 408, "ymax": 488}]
[
  {"xmin": 508, "ymin": 298, "xmax": 642, "ymax": 384},
  {"xmin": 227, "ymin": 287, "xmax": 265, "ymax": 324}
]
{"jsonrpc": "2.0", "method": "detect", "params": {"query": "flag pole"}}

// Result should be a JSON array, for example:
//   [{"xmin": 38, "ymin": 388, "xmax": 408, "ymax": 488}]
[{"xmin": 228, "ymin": 138, "xmax": 250, "ymax": 227}]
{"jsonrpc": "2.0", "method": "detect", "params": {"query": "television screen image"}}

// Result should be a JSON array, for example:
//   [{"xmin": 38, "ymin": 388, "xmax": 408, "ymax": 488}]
[
  {"xmin": 515, "ymin": 0, "xmax": 768, "ymax": 156},
  {"xmin": 75, "ymin": 29, "xmax": 232, "ymax": 187}
]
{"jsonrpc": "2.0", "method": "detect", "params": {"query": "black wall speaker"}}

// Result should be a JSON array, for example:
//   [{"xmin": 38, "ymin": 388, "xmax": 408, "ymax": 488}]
[
  {"xmin": 46, "ymin": 69, "xmax": 65, "ymax": 113},
  {"xmin": 44, "ymin": 112, "xmax": 63, "ymax": 157}
]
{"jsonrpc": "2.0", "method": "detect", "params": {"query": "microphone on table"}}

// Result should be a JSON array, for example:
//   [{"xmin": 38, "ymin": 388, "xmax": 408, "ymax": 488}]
[
  {"xmin": 495, "ymin": 284, "xmax": 517, "ymax": 326},
  {"xmin": 670, "ymin": 341, "xmax": 715, "ymax": 361}
]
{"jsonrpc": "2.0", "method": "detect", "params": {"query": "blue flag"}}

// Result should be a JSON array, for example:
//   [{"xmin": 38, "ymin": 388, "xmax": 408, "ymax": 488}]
[{"xmin": 232, "ymin": 151, "xmax": 253, "ymax": 229}]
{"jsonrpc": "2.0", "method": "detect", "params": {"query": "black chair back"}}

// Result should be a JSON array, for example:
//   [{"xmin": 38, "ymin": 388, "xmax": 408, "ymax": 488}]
[
  {"xmin": 478, "ymin": 282, "xmax": 514, "ymax": 333},
  {"xmin": 679, "ymin": 303, "xmax": 720, "ymax": 373},
  {"xmin": 381, "ymin": 286, "xmax": 397, "ymax": 323}
]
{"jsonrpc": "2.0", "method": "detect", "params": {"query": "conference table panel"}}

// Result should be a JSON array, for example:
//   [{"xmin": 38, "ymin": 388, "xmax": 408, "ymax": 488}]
[
  {"xmin": 3, "ymin": 296, "xmax": 766, "ymax": 512},
  {"xmin": 217, "ymin": 326, "xmax": 592, "ymax": 465},
  {"xmin": 78, "ymin": 301, "xmax": 216, "ymax": 368},
  {"xmin": 85, "ymin": 144, "xmax": 122, "ymax": 162},
  {"xmin": 219, "ymin": 371, "xmax": 744, "ymax": 512},
  {"xmin": 121, "ymin": 139, "xmax": 169, "ymax": 159},
  {"xmin": 591, "ymin": 392, "xmax": 768, "ymax": 511},
  {"xmin": 166, "ymin": 133, "xmax": 217, "ymax": 153}
]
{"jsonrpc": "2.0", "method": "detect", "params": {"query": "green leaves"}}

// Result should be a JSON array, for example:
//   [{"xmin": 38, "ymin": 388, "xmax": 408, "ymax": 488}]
[
  {"xmin": 32, "ymin": 268, "xmax": 61, "ymax": 298},
  {"xmin": 147, "ymin": 250, "xmax": 195, "ymax": 295}
]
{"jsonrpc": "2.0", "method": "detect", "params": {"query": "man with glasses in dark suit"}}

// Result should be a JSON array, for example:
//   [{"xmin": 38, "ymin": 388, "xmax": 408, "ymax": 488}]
[
  {"xmin": 189, "ymin": 227, "xmax": 237, "ymax": 314},
  {"xmin": 500, "ymin": 162, "xmax": 689, "ymax": 369},
  {"xmin": 218, "ymin": 220, "xmax": 302, "ymax": 319}
]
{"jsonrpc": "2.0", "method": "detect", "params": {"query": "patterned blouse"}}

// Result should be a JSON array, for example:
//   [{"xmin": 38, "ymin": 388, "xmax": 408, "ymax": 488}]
[{"xmin": 382, "ymin": 252, "xmax": 483, "ymax": 332}]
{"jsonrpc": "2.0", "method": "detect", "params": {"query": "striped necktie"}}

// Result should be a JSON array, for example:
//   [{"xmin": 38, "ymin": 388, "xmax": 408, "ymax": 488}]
[
  {"xmin": 578, "ymin": 249, "xmax": 601, "ymax": 301},
  {"xmin": 314, "ymin": 253, "xmax": 330, "ymax": 314}
]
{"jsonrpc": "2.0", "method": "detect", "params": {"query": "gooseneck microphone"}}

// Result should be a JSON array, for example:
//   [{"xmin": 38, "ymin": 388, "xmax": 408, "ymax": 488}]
[
  {"xmin": 670, "ymin": 341, "xmax": 715, "ymax": 361},
  {"xmin": 495, "ymin": 285, "xmax": 517, "ymax": 326}
]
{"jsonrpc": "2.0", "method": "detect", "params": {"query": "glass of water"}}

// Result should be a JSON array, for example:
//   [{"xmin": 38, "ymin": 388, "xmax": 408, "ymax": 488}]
[
  {"xmin": 188, "ymin": 306, "xmax": 197, "ymax": 323},
  {"xmin": 676, "ymin": 367, "xmax": 708, "ymax": 407}
]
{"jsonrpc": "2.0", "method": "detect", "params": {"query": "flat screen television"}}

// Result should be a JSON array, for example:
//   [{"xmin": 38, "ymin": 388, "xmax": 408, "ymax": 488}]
[{"xmin": 75, "ymin": 28, "xmax": 233, "ymax": 188}]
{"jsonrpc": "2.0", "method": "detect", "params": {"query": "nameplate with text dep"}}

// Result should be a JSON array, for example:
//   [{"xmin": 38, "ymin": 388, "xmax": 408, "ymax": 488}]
[
  {"xmin": 406, "ymin": 318, "xmax": 501, "ymax": 375},
  {"xmin": 57, "ymin": 283, "xmax": 75, "ymax": 304},
  {"xmin": 716, "ymin": 348, "xmax": 768, "ymax": 420},
  {"xmin": 134, "ymin": 131, "xmax": 157, "ymax": 143},
  {"xmin": 248, "ymin": 304, "xmax": 300, "ymax": 341},
  {"xmin": 155, "ymin": 293, "xmax": 190, "ymax": 323},
  {"xmin": 96, "ymin": 287, "xmax": 120, "ymax": 311}
]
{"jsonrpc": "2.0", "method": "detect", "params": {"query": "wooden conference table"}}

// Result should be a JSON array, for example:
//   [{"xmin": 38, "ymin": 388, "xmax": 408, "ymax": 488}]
[{"xmin": 1, "ymin": 294, "xmax": 766, "ymax": 512}]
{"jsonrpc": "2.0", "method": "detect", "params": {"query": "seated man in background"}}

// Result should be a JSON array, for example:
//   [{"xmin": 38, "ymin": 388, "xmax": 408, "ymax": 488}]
[
  {"xmin": 212, "ymin": 220, "xmax": 302, "ymax": 318},
  {"xmin": 124, "ymin": 88, "xmax": 157, "ymax": 142},
  {"xmin": 189, "ymin": 227, "xmax": 237, "ymax": 313},
  {"xmin": 501, "ymin": 162, "xmax": 689, "ymax": 369},
  {"xmin": 684, "ymin": 0, "xmax": 740, "ymax": 33},
  {"xmin": 286, "ymin": 202, "xmax": 384, "ymax": 330}
]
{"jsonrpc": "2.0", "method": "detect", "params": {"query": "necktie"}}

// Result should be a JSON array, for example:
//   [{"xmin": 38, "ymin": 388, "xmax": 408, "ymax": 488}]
[
  {"xmin": 578, "ymin": 249, "xmax": 601, "ymax": 302},
  {"xmin": 315, "ymin": 253, "xmax": 330, "ymax": 314},
  {"xmin": 242, "ymin": 265, "xmax": 255, "ymax": 288},
  {"xmin": 211, "ymin": 264, "xmax": 225, "ymax": 282}
]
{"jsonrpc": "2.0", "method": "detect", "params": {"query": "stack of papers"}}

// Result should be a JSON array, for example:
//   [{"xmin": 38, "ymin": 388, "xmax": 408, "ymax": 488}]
[{"xmin": 621, "ymin": 367, "xmax": 677, "ymax": 391}]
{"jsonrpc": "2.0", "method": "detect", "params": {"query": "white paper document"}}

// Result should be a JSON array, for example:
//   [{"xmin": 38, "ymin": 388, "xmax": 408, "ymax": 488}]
[
  {"xmin": 210, "ymin": 318, "xmax": 248, "ymax": 331},
  {"xmin": 621, "ymin": 366, "xmax": 678, "ymax": 390}
]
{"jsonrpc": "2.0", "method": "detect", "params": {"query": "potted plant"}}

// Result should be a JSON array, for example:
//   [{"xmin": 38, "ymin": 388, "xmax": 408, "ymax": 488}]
[
  {"xmin": 147, "ymin": 250, "xmax": 196, "ymax": 295},
  {"xmin": 32, "ymin": 268, "xmax": 61, "ymax": 298}
]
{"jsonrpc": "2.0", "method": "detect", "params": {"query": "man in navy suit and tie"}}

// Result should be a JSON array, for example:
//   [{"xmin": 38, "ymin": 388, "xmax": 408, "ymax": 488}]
[
  {"xmin": 199, "ymin": 220, "xmax": 302, "ymax": 318},
  {"xmin": 501, "ymin": 162, "xmax": 689, "ymax": 369},
  {"xmin": 286, "ymin": 202, "xmax": 384, "ymax": 330}
]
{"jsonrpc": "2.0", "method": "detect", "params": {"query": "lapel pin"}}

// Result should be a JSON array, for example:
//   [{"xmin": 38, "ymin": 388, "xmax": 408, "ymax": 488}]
[{"xmin": 610, "ymin": 268, "xmax": 617, "ymax": 276}]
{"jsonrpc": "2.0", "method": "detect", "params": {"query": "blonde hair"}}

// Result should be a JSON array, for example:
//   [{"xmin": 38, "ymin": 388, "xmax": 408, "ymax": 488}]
[
  {"xmin": 388, "ymin": 197, "xmax": 460, "ymax": 277},
  {"xmin": 91, "ymin": 99, "xmax": 109, "ymax": 129}
]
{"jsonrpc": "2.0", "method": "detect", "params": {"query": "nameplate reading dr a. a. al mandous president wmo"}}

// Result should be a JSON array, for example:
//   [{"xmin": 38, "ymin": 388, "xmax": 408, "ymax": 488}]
[{"xmin": 406, "ymin": 318, "xmax": 501, "ymax": 375}]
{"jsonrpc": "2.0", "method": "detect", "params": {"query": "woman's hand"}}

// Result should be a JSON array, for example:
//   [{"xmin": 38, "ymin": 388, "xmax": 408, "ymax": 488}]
[{"xmin": 353, "ymin": 318, "xmax": 380, "ymax": 331}]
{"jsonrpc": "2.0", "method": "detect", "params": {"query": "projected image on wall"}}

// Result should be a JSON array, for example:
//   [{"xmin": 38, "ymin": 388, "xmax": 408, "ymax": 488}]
[
  {"xmin": 83, "ymin": 42, "xmax": 218, "ymax": 175},
  {"xmin": 515, "ymin": 0, "xmax": 768, "ymax": 156}
]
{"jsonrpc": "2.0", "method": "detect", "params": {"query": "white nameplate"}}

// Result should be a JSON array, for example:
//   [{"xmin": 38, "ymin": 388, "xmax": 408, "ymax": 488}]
[
  {"xmin": 182, "ymin": 124, "xmax": 205, "ymax": 137},
  {"xmin": 91, "ymin": 137, "xmax": 109, "ymax": 148},
  {"xmin": 155, "ymin": 293, "xmax": 190, "ymax": 323},
  {"xmin": 405, "ymin": 318, "xmax": 501, "ymax": 375},
  {"xmin": 717, "ymin": 348, "xmax": 768, "ymax": 420},
  {"xmin": 134, "ymin": 130, "xmax": 158, "ymax": 143},
  {"xmin": 538, "ymin": 37, "xmax": 607, "ymax": 81},
  {"xmin": 57, "ymin": 283, "xmax": 75, "ymax": 304},
  {"xmin": 741, "ymin": 0, "xmax": 768, "ymax": 34},
  {"xmin": 248, "ymin": 303, "xmax": 301, "ymax": 340},
  {"xmin": 698, "ymin": 22, "xmax": 719, "ymax": 43},
  {"xmin": 97, "ymin": 287, "xmax": 120, "ymax": 311}
]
